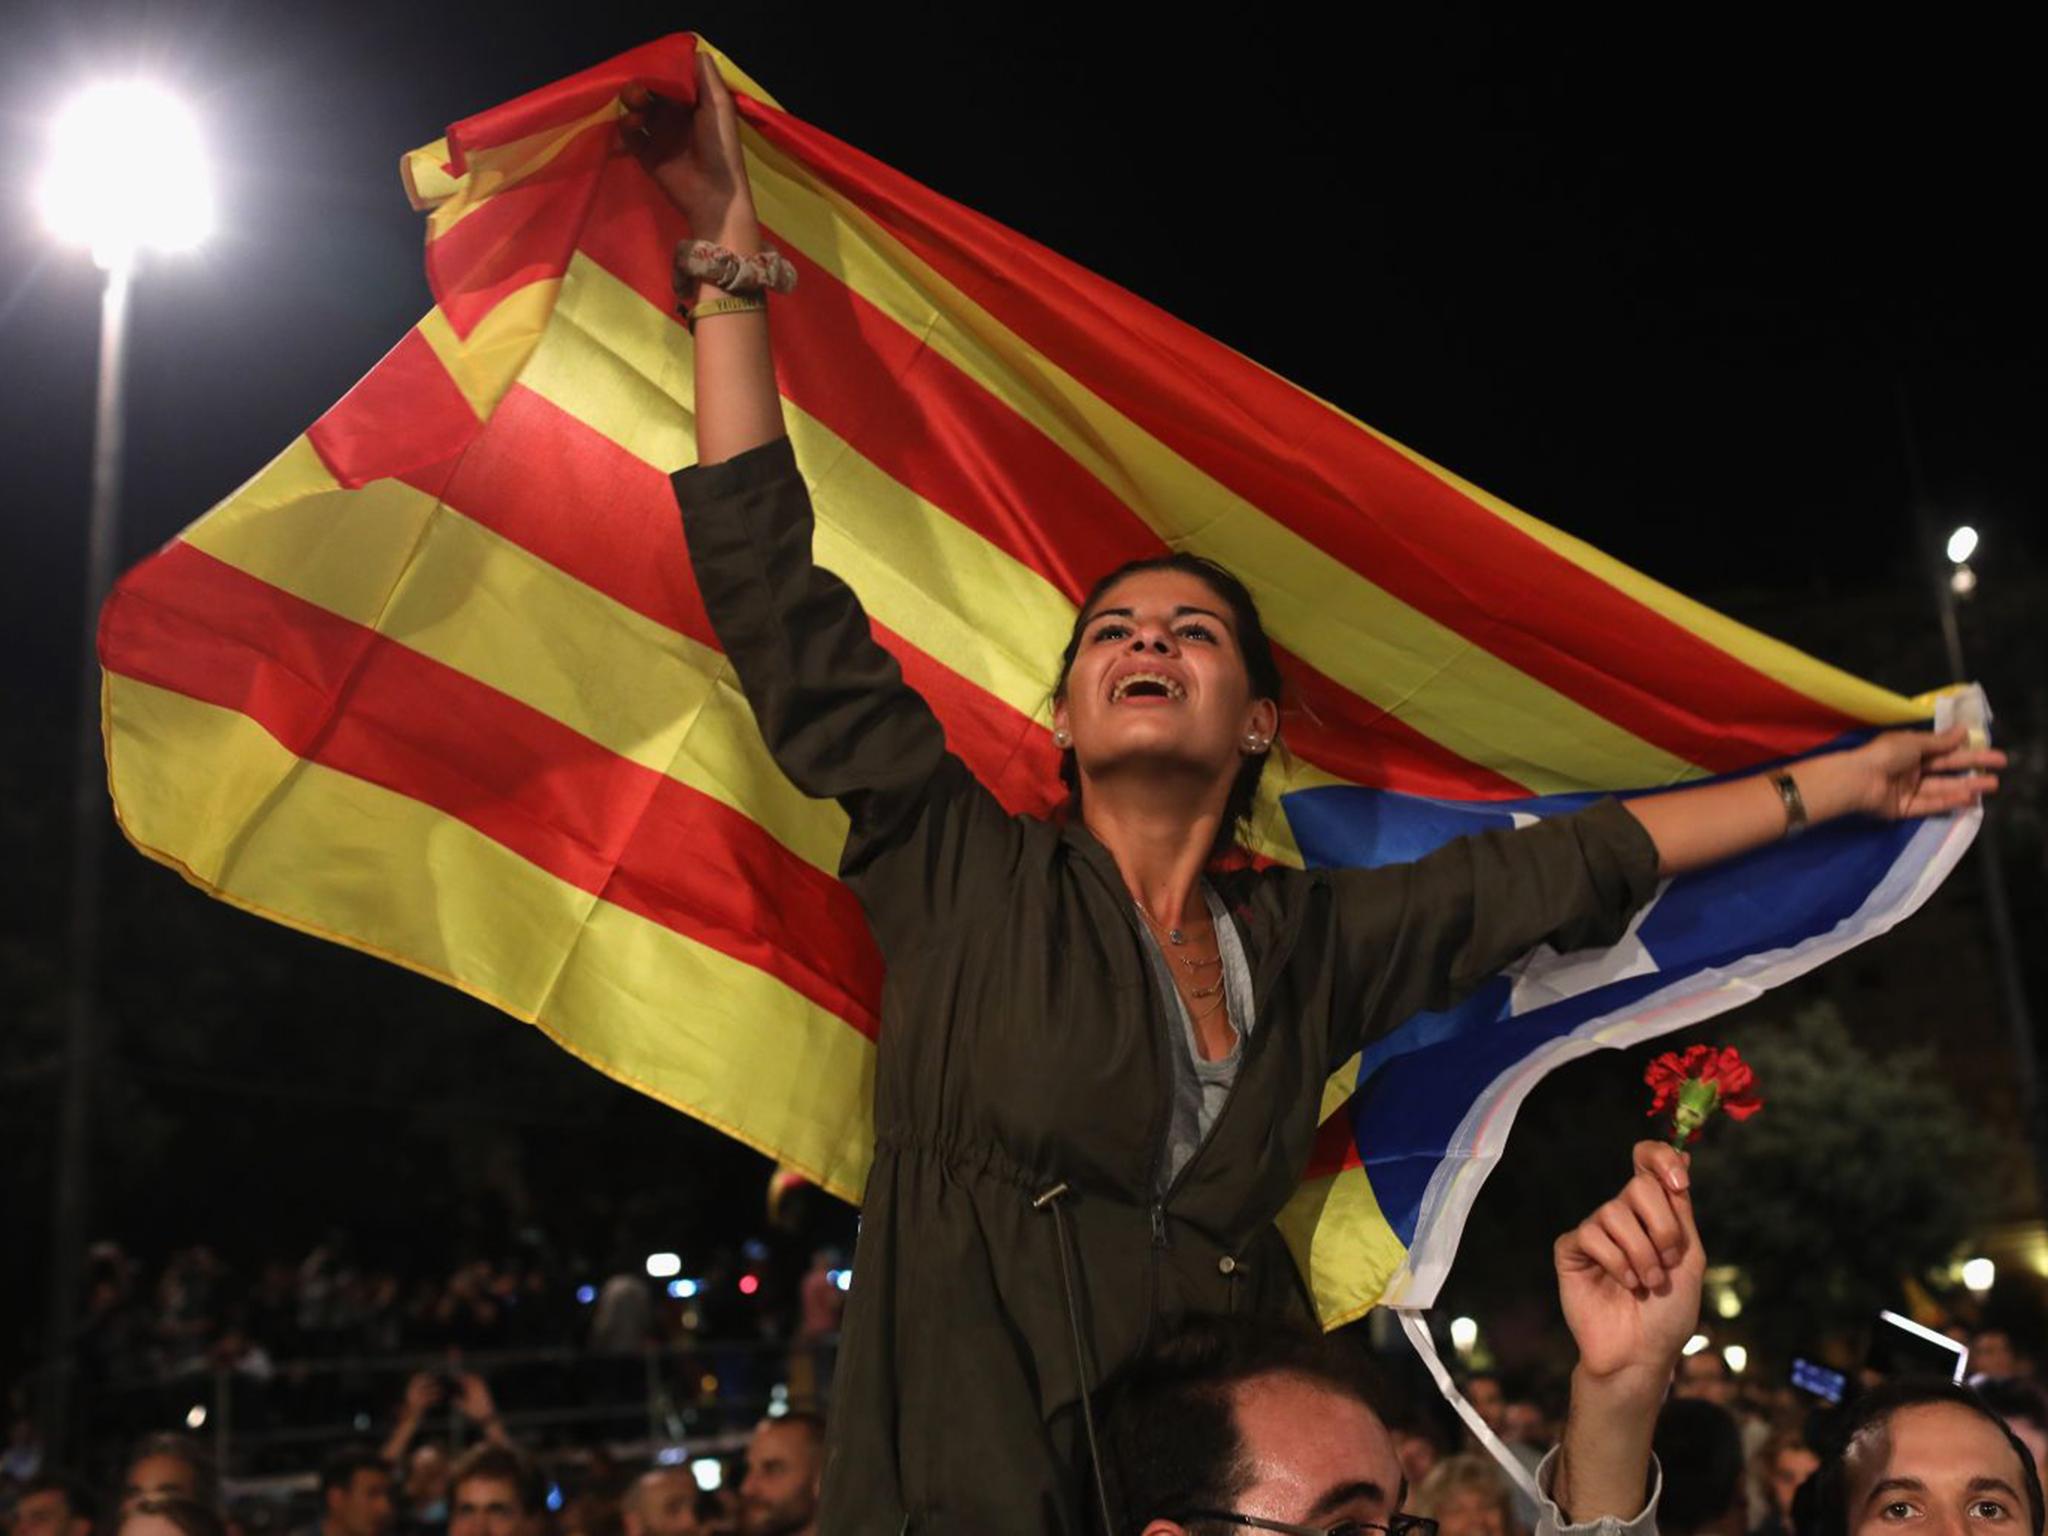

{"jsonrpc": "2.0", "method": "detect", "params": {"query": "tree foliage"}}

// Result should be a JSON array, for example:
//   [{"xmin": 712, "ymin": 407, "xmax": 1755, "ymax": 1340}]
[{"xmin": 1712, "ymin": 1000, "xmax": 1987, "ymax": 1358}]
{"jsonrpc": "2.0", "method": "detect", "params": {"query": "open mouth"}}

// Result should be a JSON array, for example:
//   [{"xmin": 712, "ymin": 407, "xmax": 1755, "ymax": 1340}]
[{"xmin": 1109, "ymin": 671, "xmax": 1186, "ymax": 703}]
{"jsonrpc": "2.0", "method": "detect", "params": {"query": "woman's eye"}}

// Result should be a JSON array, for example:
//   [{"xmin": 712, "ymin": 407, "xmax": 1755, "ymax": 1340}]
[
  {"xmin": 1177, "ymin": 623, "xmax": 1215, "ymax": 643},
  {"xmin": 1091, "ymin": 623, "xmax": 1129, "ymax": 643}
]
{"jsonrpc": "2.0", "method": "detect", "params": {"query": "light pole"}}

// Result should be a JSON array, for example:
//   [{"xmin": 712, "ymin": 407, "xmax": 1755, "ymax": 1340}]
[{"xmin": 35, "ymin": 79, "xmax": 212, "ymax": 1456}]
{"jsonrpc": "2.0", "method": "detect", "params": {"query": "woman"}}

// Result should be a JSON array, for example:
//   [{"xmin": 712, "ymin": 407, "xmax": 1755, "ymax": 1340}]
[
  {"xmin": 633, "ymin": 56, "xmax": 2003, "ymax": 1534},
  {"xmin": 1413, "ymin": 1455, "xmax": 1519, "ymax": 1536}
]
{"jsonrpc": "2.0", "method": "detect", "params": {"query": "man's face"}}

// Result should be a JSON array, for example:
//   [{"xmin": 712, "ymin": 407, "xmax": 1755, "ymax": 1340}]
[
  {"xmin": 1434, "ymin": 1489, "xmax": 1506, "ymax": 1536},
  {"xmin": 14, "ymin": 1490, "xmax": 88, "ymax": 1536},
  {"xmin": 737, "ymin": 1422, "xmax": 821, "ymax": 1536},
  {"xmin": 1846, "ymin": 1403, "xmax": 2032, "ymax": 1536},
  {"xmin": 623, "ymin": 1471, "xmax": 699, "ymax": 1536},
  {"xmin": 327, "ymin": 1469, "xmax": 396, "ymax": 1536},
  {"xmin": 1769, "ymin": 1446, "xmax": 1820, "ymax": 1519},
  {"xmin": 1192, "ymin": 1373, "xmax": 1405, "ymax": 1534},
  {"xmin": 1501, "ymin": 1402, "xmax": 1545, "ymax": 1448},
  {"xmin": 1463, "ymin": 1378, "xmax": 1504, "ymax": 1433},
  {"xmin": 123, "ymin": 1456, "xmax": 200, "ymax": 1514},
  {"xmin": 448, "ymin": 1478, "xmax": 531, "ymax": 1536},
  {"xmin": 1675, "ymin": 1353, "xmax": 1735, "ymax": 1406},
  {"xmin": 1973, "ymin": 1333, "xmax": 2021, "ymax": 1380}
]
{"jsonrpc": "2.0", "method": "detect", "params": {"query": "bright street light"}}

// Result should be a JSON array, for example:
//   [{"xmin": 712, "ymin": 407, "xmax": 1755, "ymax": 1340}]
[
  {"xmin": 39, "ymin": 79, "xmax": 214, "ymax": 1462},
  {"xmin": 1946, "ymin": 526, "xmax": 1980, "ymax": 566},
  {"xmin": 1448, "ymin": 1316, "xmax": 1479, "ymax": 1352},
  {"xmin": 1722, "ymin": 1345, "xmax": 1749, "ymax": 1374},
  {"xmin": 645, "ymin": 1252, "xmax": 682, "ymax": 1279},
  {"xmin": 1963, "ymin": 1256, "xmax": 1996, "ymax": 1295},
  {"xmin": 37, "ymin": 82, "xmax": 213, "ymax": 271},
  {"xmin": 1682, "ymin": 1333, "xmax": 1710, "ymax": 1357}
]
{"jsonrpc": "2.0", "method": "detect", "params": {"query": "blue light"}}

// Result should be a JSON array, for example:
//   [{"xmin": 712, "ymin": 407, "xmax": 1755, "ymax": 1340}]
[
  {"xmin": 545, "ymin": 1486, "xmax": 563, "ymax": 1513},
  {"xmin": 668, "ymin": 1277, "xmax": 700, "ymax": 1299},
  {"xmin": 575, "ymin": 1285, "xmax": 596, "ymax": 1305},
  {"xmin": 830, "ymin": 1268, "xmax": 851, "ymax": 1293}
]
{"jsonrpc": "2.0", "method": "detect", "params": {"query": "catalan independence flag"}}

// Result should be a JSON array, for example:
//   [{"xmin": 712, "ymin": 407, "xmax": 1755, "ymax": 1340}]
[{"xmin": 99, "ymin": 35, "xmax": 1982, "ymax": 1325}]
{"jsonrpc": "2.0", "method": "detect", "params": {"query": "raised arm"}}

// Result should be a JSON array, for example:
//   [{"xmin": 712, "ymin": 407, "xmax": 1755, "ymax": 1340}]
[
  {"xmin": 1626, "ymin": 725, "xmax": 2003, "ymax": 878},
  {"xmin": 1542, "ymin": 1141, "xmax": 1703, "ymax": 1533},
  {"xmin": 625, "ymin": 52, "xmax": 781, "ymax": 462}
]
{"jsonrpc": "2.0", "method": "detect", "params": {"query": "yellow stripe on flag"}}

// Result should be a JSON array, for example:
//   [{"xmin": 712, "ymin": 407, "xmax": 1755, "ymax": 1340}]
[
  {"xmin": 178, "ymin": 437, "xmax": 850, "ymax": 874},
  {"xmin": 106, "ymin": 675, "xmax": 877, "ymax": 1197},
  {"xmin": 1274, "ymin": 1164, "xmax": 1408, "ymax": 1331}
]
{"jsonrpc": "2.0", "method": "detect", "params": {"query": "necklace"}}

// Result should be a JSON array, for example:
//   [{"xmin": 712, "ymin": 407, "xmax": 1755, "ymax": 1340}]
[{"xmin": 1134, "ymin": 894, "xmax": 1201, "ymax": 947}]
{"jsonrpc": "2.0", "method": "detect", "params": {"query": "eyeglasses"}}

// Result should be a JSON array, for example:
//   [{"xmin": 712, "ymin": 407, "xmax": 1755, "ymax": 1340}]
[{"xmin": 1178, "ymin": 1513, "xmax": 1440, "ymax": 1536}]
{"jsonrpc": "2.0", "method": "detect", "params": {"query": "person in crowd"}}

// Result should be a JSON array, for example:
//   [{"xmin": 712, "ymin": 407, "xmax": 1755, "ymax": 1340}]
[
  {"xmin": 1653, "ymin": 1400, "xmax": 1746, "ymax": 1536},
  {"xmin": 316, "ymin": 1449, "xmax": 395, "ymax": 1536},
  {"xmin": 619, "ymin": 1469, "xmax": 699, "ymax": 1536},
  {"xmin": 735, "ymin": 1416, "xmax": 822, "ymax": 1536},
  {"xmin": 1104, "ymin": 1142, "xmax": 1703, "ymax": 1533},
  {"xmin": 1978, "ymin": 1378, "xmax": 2048, "ymax": 1489},
  {"xmin": 1462, "ymin": 1374, "xmax": 1508, "ymax": 1438},
  {"xmin": 382, "ymin": 1373, "xmax": 513, "ymax": 1474},
  {"xmin": 1795, "ymin": 1380, "xmax": 2044, "ymax": 1536},
  {"xmin": 395, "ymin": 1447, "xmax": 452, "ymax": 1536},
  {"xmin": 13, "ymin": 1475, "xmax": 98, "ymax": 1536},
  {"xmin": 1391, "ymin": 1418, "xmax": 1447, "ymax": 1494},
  {"xmin": 117, "ymin": 1499, "xmax": 226, "ymax": 1536},
  {"xmin": 1412, "ymin": 1455, "xmax": 1516, "ymax": 1536},
  {"xmin": 446, "ymin": 1447, "xmax": 545, "ymax": 1536},
  {"xmin": 118, "ymin": 1438, "xmax": 217, "ymax": 1516},
  {"xmin": 1969, "ymin": 1329, "xmax": 2029, "ymax": 1383},
  {"xmin": 1749, "ymin": 1430, "xmax": 1818, "ymax": 1536},
  {"xmin": 1674, "ymin": 1351, "xmax": 1738, "ymax": 1408}
]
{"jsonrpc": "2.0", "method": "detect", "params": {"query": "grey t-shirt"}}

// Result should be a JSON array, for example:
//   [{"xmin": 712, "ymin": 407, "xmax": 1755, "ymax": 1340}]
[{"xmin": 1138, "ymin": 884, "xmax": 1258, "ymax": 1193}]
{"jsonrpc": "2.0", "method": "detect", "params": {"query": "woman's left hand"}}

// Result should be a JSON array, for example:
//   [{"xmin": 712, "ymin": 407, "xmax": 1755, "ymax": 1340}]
[{"xmin": 1846, "ymin": 725, "xmax": 2005, "ymax": 820}]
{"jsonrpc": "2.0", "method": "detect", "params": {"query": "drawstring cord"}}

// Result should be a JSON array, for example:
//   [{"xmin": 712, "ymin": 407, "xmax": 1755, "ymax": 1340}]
[{"xmin": 1034, "ymin": 1181, "xmax": 1118, "ymax": 1535}]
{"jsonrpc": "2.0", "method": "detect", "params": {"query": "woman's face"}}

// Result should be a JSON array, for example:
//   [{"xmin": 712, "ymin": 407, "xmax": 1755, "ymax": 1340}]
[
  {"xmin": 1432, "ymin": 1490, "xmax": 1506, "ymax": 1536},
  {"xmin": 1054, "ymin": 568, "xmax": 1276, "ymax": 800}
]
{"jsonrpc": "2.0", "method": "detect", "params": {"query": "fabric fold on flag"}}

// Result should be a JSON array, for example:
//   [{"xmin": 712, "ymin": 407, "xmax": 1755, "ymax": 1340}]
[{"xmin": 99, "ymin": 32, "xmax": 1979, "ymax": 1324}]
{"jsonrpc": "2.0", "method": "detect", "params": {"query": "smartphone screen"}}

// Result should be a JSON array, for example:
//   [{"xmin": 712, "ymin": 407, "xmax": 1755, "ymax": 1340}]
[
  {"xmin": 1869, "ymin": 1309, "xmax": 1968, "ymax": 1384},
  {"xmin": 1791, "ymin": 1356, "xmax": 1847, "ymax": 1404}
]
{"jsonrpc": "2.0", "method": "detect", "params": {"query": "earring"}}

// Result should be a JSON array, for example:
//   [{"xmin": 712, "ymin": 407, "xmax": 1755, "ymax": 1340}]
[
  {"xmin": 1054, "ymin": 727, "xmax": 1072, "ymax": 748},
  {"xmin": 1243, "ymin": 734, "xmax": 1268, "ymax": 753}
]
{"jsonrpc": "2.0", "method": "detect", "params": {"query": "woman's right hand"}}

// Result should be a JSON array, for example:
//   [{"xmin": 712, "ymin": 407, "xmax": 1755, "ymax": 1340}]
[{"xmin": 623, "ymin": 48, "xmax": 758, "ymax": 243}]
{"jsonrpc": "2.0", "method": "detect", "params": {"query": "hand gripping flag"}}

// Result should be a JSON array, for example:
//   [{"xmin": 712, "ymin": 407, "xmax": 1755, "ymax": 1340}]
[{"xmin": 99, "ymin": 35, "xmax": 1983, "ymax": 1326}]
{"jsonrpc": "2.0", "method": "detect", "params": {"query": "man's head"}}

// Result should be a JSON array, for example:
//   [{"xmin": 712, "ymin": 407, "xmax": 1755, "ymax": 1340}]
[
  {"xmin": 1751, "ymin": 1431, "xmax": 1819, "ymax": 1523},
  {"xmin": 620, "ymin": 1469, "xmax": 699, "ymax": 1536},
  {"xmin": 319, "ymin": 1448, "xmax": 395, "ymax": 1536},
  {"xmin": 1801, "ymin": 1380, "xmax": 2045, "ymax": 1536},
  {"xmin": 447, "ymin": 1446, "xmax": 545, "ymax": 1536},
  {"xmin": 1104, "ymin": 1313, "xmax": 1407, "ymax": 1536},
  {"xmin": 1972, "ymin": 1330, "xmax": 2024, "ymax": 1381},
  {"xmin": 15, "ymin": 1475, "xmax": 97, "ymax": 1536},
  {"xmin": 1980, "ymin": 1378, "xmax": 2048, "ymax": 1486},
  {"xmin": 121, "ymin": 1437, "xmax": 218, "ymax": 1515},
  {"xmin": 736, "ymin": 1415, "xmax": 822, "ymax": 1536},
  {"xmin": 1653, "ymin": 1399, "xmax": 1746, "ymax": 1536},
  {"xmin": 1459, "ymin": 1373, "xmax": 1505, "ymax": 1435},
  {"xmin": 1673, "ymin": 1349, "xmax": 1736, "ymax": 1407},
  {"xmin": 405, "ymin": 1445, "xmax": 451, "ymax": 1507}
]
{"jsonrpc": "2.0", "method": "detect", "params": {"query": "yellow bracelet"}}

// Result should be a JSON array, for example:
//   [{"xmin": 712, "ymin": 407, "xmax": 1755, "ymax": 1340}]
[{"xmin": 683, "ymin": 294, "xmax": 767, "ymax": 333}]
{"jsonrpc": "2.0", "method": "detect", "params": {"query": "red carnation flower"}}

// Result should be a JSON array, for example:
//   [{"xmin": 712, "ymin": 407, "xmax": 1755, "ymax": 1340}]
[{"xmin": 1645, "ymin": 1043, "xmax": 1763, "ymax": 1146}]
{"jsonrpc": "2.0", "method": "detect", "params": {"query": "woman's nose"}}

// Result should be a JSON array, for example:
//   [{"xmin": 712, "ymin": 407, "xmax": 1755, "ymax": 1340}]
[{"xmin": 1127, "ymin": 629, "xmax": 1172, "ymax": 654}]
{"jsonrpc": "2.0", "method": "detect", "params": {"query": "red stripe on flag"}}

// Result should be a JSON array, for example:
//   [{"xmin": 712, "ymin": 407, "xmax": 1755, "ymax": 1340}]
[
  {"xmin": 1302, "ymin": 1098, "xmax": 1365, "ymax": 1181},
  {"xmin": 737, "ymin": 102, "xmax": 1863, "ymax": 773},
  {"xmin": 307, "ymin": 329, "xmax": 480, "ymax": 491},
  {"xmin": 401, "ymin": 384, "xmax": 1066, "ymax": 817},
  {"xmin": 101, "ymin": 541, "xmax": 885, "ymax": 1037}
]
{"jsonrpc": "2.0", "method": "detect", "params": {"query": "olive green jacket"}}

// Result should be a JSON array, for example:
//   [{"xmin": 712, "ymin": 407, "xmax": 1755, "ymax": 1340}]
[{"xmin": 674, "ymin": 439, "xmax": 1661, "ymax": 1534}]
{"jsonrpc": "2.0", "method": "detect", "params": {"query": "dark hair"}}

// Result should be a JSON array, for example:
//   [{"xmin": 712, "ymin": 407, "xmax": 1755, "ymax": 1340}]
[
  {"xmin": 1653, "ymin": 1399, "xmax": 1746, "ymax": 1535},
  {"xmin": 121, "ymin": 1498, "xmax": 227, "ymax": 1536},
  {"xmin": 1794, "ymin": 1379, "xmax": 2046, "ymax": 1536},
  {"xmin": 755, "ymin": 1410, "xmax": 826, "ymax": 1450},
  {"xmin": 1979, "ymin": 1376, "xmax": 2048, "ymax": 1434},
  {"xmin": 1053, "ymin": 554, "xmax": 1284, "ymax": 858},
  {"xmin": 1100, "ymin": 1312, "xmax": 1391, "ymax": 1534},
  {"xmin": 320, "ymin": 1447, "xmax": 390, "ymax": 1501},
  {"xmin": 23, "ymin": 1473, "xmax": 98, "ymax": 1528},
  {"xmin": 450, "ymin": 1444, "xmax": 545, "ymax": 1518},
  {"xmin": 123, "ymin": 1436, "xmax": 219, "ymax": 1514}
]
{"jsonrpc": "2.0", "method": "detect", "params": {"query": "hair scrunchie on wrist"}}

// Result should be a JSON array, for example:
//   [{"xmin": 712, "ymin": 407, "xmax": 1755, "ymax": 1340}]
[{"xmin": 674, "ymin": 239, "xmax": 799, "ymax": 301}]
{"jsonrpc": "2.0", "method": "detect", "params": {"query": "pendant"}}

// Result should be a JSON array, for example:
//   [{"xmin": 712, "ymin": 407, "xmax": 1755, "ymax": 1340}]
[
  {"xmin": 1166, "ymin": 927, "xmax": 1186, "ymax": 946},
  {"xmin": 1178, "ymin": 953, "xmax": 1221, "ymax": 972},
  {"xmin": 1189, "ymin": 977, "xmax": 1223, "ymax": 1000}
]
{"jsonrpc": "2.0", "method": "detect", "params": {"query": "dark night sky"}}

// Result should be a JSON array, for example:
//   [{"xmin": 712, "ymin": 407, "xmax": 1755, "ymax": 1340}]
[{"xmin": 0, "ymin": 6, "xmax": 2041, "ymax": 1289}]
